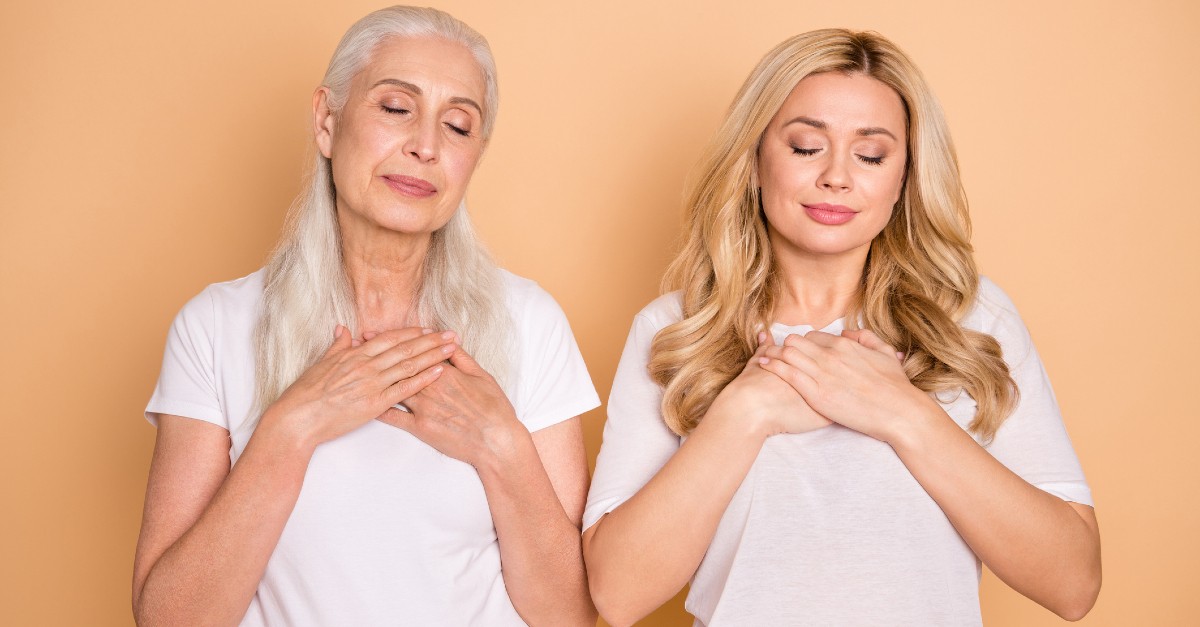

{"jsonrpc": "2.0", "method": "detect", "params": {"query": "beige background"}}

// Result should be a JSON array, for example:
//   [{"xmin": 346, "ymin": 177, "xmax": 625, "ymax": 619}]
[{"xmin": 2, "ymin": 0, "xmax": 1196, "ymax": 625}]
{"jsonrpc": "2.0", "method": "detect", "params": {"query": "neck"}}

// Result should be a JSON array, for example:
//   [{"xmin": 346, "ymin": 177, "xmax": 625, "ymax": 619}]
[
  {"xmin": 338, "ymin": 207, "xmax": 430, "ymax": 336},
  {"xmin": 770, "ymin": 237, "xmax": 870, "ymax": 329}
]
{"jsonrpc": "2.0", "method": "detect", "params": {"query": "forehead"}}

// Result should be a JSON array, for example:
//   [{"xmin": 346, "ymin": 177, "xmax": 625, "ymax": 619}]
[
  {"xmin": 355, "ymin": 35, "xmax": 486, "ymax": 102},
  {"xmin": 775, "ymin": 72, "xmax": 906, "ymax": 135}
]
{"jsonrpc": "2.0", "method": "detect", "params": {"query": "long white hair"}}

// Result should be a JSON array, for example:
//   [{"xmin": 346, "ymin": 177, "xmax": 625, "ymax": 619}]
[{"xmin": 252, "ymin": 6, "xmax": 511, "ymax": 423}]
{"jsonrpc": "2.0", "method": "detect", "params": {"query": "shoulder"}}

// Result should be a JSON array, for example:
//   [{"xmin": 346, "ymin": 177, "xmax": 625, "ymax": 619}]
[
  {"xmin": 966, "ymin": 276, "xmax": 1020, "ymax": 323},
  {"xmin": 177, "ymin": 269, "xmax": 264, "ymax": 319},
  {"xmin": 632, "ymin": 291, "xmax": 684, "ymax": 332},
  {"xmin": 171, "ymin": 269, "xmax": 264, "ymax": 330},
  {"xmin": 498, "ymin": 269, "xmax": 570, "ymax": 324},
  {"xmin": 962, "ymin": 275, "xmax": 1035, "ymax": 362}
]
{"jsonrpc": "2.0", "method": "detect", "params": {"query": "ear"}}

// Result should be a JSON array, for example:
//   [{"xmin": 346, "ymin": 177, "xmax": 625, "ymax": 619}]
[{"xmin": 313, "ymin": 86, "xmax": 335, "ymax": 159}]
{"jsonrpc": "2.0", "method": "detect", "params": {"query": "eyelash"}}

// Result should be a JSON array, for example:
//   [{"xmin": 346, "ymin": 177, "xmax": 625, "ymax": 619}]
[
  {"xmin": 791, "ymin": 146, "xmax": 885, "ymax": 165},
  {"xmin": 381, "ymin": 105, "xmax": 471, "ymax": 137}
]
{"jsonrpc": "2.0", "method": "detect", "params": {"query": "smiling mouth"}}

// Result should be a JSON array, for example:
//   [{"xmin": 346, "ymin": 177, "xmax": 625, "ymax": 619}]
[
  {"xmin": 802, "ymin": 203, "xmax": 857, "ymax": 225},
  {"xmin": 383, "ymin": 175, "xmax": 437, "ymax": 198}
]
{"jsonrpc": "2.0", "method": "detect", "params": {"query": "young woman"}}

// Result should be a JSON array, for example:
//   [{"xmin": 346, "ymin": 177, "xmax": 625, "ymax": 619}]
[
  {"xmin": 583, "ymin": 29, "xmax": 1100, "ymax": 626},
  {"xmin": 133, "ymin": 7, "xmax": 598, "ymax": 626}
]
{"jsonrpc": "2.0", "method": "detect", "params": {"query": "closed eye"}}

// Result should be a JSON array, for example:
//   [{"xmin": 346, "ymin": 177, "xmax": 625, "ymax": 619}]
[
  {"xmin": 857, "ymin": 155, "xmax": 884, "ymax": 165},
  {"xmin": 381, "ymin": 105, "xmax": 410, "ymax": 115},
  {"xmin": 792, "ymin": 147, "xmax": 820, "ymax": 156},
  {"xmin": 445, "ymin": 123, "xmax": 470, "ymax": 137}
]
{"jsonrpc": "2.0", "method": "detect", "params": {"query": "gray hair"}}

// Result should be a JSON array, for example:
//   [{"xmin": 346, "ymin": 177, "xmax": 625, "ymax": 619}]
[{"xmin": 251, "ymin": 5, "xmax": 511, "ymax": 424}]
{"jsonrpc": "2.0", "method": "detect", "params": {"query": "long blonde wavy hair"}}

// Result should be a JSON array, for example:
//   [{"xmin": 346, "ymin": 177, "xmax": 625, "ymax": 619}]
[
  {"xmin": 251, "ymin": 6, "xmax": 511, "ymax": 423},
  {"xmin": 650, "ymin": 29, "xmax": 1017, "ymax": 441}
]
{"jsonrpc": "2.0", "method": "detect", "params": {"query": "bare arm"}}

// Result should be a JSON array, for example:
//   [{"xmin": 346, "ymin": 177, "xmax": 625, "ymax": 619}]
[
  {"xmin": 384, "ymin": 349, "xmax": 600, "ymax": 626},
  {"xmin": 582, "ymin": 338, "xmax": 830, "ymax": 627},
  {"xmin": 132, "ymin": 327, "xmax": 454, "ymax": 625},
  {"xmin": 889, "ymin": 399, "xmax": 1100, "ymax": 620},
  {"xmin": 481, "ymin": 417, "xmax": 595, "ymax": 626},
  {"xmin": 582, "ymin": 403, "xmax": 765, "ymax": 627},
  {"xmin": 132, "ymin": 414, "xmax": 313, "ymax": 627},
  {"xmin": 761, "ymin": 329, "xmax": 1101, "ymax": 620}
]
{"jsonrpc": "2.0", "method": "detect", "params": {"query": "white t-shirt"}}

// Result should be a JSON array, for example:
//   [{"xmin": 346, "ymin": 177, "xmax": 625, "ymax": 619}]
[
  {"xmin": 584, "ymin": 277, "xmax": 1092, "ymax": 627},
  {"xmin": 146, "ymin": 268, "xmax": 600, "ymax": 626}
]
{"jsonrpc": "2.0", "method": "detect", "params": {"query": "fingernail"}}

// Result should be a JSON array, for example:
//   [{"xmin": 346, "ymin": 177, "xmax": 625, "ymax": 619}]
[
  {"xmin": 758, "ymin": 357, "xmax": 769, "ymax": 365},
  {"xmin": 432, "ymin": 365, "xmax": 444, "ymax": 375},
  {"xmin": 441, "ymin": 331, "xmax": 455, "ymax": 340},
  {"xmin": 441, "ymin": 344, "xmax": 455, "ymax": 354},
  {"xmin": 422, "ymin": 328, "xmax": 434, "ymax": 335},
  {"xmin": 335, "ymin": 325, "xmax": 343, "ymax": 338}
]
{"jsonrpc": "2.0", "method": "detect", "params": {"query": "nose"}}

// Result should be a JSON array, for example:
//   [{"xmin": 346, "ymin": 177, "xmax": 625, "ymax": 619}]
[
  {"xmin": 403, "ymin": 117, "xmax": 440, "ymax": 163},
  {"xmin": 816, "ymin": 150, "xmax": 852, "ymax": 192}
]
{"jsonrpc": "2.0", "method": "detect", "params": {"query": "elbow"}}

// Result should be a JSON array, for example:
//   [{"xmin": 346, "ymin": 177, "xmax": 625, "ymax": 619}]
[
  {"xmin": 1053, "ymin": 560, "xmax": 1102, "ymax": 621},
  {"xmin": 587, "ymin": 569, "xmax": 633, "ymax": 627},
  {"xmin": 592, "ymin": 599, "xmax": 639, "ymax": 627},
  {"xmin": 1056, "ymin": 597, "xmax": 1097, "ymax": 622},
  {"xmin": 585, "ymin": 560, "xmax": 648, "ymax": 627},
  {"xmin": 131, "ymin": 581, "xmax": 148, "ymax": 626}
]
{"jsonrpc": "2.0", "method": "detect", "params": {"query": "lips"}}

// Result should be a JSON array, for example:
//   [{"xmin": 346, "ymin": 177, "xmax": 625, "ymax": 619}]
[
  {"xmin": 382, "ymin": 175, "xmax": 437, "ymax": 198},
  {"xmin": 802, "ymin": 203, "xmax": 857, "ymax": 226}
]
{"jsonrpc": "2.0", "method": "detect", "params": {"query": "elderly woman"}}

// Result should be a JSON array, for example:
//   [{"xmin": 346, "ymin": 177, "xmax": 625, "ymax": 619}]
[
  {"xmin": 583, "ymin": 30, "xmax": 1101, "ymax": 625},
  {"xmin": 132, "ymin": 7, "xmax": 598, "ymax": 626}
]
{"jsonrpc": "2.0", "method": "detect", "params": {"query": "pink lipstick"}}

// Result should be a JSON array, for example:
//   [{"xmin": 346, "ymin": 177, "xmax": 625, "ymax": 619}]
[
  {"xmin": 383, "ymin": 175, "xmax": 437, "ymax": 198},
  {"xmin": 803, "ymin": 203, "xmax": 857, "ymax": 225}
]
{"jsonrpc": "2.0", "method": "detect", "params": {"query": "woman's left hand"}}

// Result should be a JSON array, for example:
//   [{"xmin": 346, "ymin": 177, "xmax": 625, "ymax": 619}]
[
  {"xmin": 376, "ymin": 342, "xmax": 523, "ymax": 468},
  {"xmin": 758, "ymin": 328, "xmax": 931, "ymax": 443}
]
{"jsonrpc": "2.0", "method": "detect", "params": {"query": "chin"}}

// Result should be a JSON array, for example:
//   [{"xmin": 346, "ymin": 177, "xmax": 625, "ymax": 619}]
[
  {"xmin": 775, "ymin": 231, "xmax": 874, "ymax": 258},
  {"xmin": 369, "ymin": 204, "xmax": 457, "ymax": 234}
]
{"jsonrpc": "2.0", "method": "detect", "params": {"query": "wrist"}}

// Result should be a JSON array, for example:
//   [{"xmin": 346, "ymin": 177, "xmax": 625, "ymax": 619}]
[
  {"xmin": 703, "ymin": 395, "xmax": 773, "ymax": 444},
  {"xmin": 256, "ymin": 403, "xmax": 321, "ymax": 458},
  {"xmin": 882, "ymin": 389, "xmax": 946, "ymax": 455},
  {"xmin": 475, "ymin": 419, "xmax": 532, "ymax": 476}
]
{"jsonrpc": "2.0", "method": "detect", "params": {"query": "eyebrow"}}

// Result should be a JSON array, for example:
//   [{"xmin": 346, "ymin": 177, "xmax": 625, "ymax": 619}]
[
  {"xmin": 783, "ymin": 116, "xmax": 898, "ymax": 141},
  {"xmin": 370, "ymin": 78, "xmax": 483, "ymax": 115}
]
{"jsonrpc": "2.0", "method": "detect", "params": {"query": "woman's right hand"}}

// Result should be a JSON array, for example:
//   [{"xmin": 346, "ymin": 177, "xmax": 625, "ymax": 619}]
[
  {"xmin": 710, "ymin": 332, "xmax": 832, "ymax": 437},
  {"xmin": 260, "ymin": 325, "xmax": 456, "ymax": 447}
]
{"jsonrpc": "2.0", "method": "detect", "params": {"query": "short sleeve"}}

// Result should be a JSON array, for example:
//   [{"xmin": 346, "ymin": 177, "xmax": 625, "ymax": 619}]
[
  {"xmin": 145, "ymin": 288, "xmax": 228, "ymax": 430},
  {"xmin": 974, "ymin": 278, "xmax": 1093, "ymax": 507},
  {"xmin": 509, "ymin": 279, "xmax": 600, "ymax": 433},
  {"xmin": 583, "ymin": 304, "xmax": 683, "ymax": 532}
]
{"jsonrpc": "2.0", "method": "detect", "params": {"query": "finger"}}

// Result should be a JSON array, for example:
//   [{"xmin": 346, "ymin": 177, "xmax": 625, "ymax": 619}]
[
  {"xmin": 757, "ymin": 331, "xmax": 776, "ymax": 347},
  {"xmin": 379, "ymin": 343, "xmax": 455, "ymax": 384},
  {"xmin": 762, "ymin": 344, "xmax": 821, "ymax": 375},
  {"xmin": 841, "ymin": 328, "xmax": 897, "ymax": 357},
  {"xmin": 384, "ymin": 363, "xmax": 445, "ymax": 405},
  {"xmin": 758, "ymin": 354, "xmax": 820, "ymax": 398},
  {"xmin": 361, "ymin": 327, "xmax": 447, "ymax": 358},
  {"xmin": 371, "ymin": 331, "xmax": 457, "ymax": 371},
  {"xmin": 780, "ymin": 333, "xmax": 827, "ymax": 361},
  {"xmin": 796, "ymin": 330, "xmax": 841, "ymax": 348}
]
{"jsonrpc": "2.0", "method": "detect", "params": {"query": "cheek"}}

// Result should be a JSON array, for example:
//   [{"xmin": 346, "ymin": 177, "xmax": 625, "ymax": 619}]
[
  {"xmin": 443, "ymin": 149, "xmax": 483, "ymax": 189},
  {"xmin": 867, "ymin": 166, "xmax": 906, "ymax": 210}
]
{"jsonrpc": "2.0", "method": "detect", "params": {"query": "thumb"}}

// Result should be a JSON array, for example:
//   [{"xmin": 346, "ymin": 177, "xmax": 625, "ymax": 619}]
[
  {"xmin": 327, "ymin": 324, "xmax": 353, "ymax": 354},
  {"xmin": 376, "ymin": 405, "xmax": 415, "ymax": 430},
  {"xmin": 447, "ymin": 345, "xmax": 486, "ymax": 376}
]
